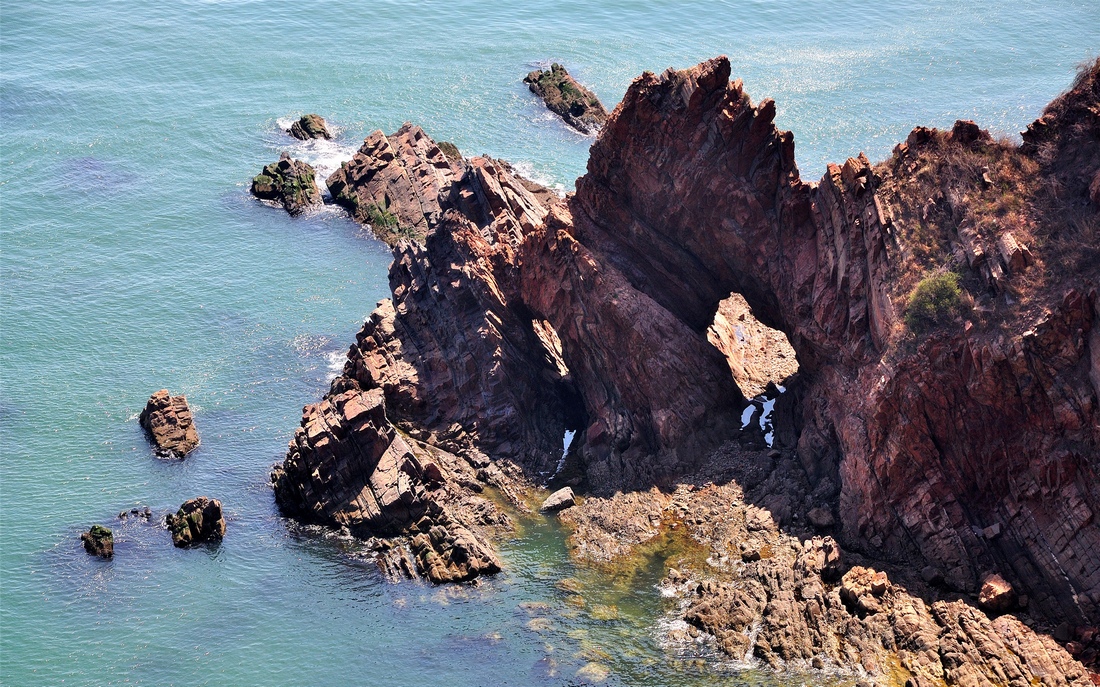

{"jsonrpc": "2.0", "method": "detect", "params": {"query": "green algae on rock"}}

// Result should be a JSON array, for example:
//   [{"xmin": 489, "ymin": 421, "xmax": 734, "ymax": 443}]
[
  {"xmin": 250, "ymin": 153, "xmax": 322, "ymax": 216},
  {"xmin": 287, "ymin": 113, "xmax": 332, "ymax": 140},
  {"xmin": 80, "ymin": 525, "xmax": 113, "ymax": 558},
  {"xmin": 524, "ymin": 63, "xmax": 608, "ymax": 134},
  {"xmin": 166, "ymin": 497, "xmax": 225, "ymax": 547}
]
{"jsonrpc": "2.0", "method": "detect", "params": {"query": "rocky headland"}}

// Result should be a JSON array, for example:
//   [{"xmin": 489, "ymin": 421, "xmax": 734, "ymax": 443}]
[
  {"xmin": 272, "ymin": 56, "xmax": 1100, "ymax": 683},
  {"xmin": 524, "ymin": 63, "xmax": 609, "ymax": 134}
]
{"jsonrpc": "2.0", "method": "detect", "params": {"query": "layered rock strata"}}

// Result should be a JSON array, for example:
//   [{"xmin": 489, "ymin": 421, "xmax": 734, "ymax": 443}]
[
  {"xmin": 250, "ymin": 153, "xmax": 322, "ymax": 215},
  {"xmin": 139, "ymin": 389, "xmax": 199, "ymax": 458},
  {"xmin": 326, "ymin": 124, "xmax": 464, "ymax": 245},
  {"xmin": 288, "ymin": 113, "xmax": 332, "ymax": 140},
  {"xmin": 166, "ymin": 497, "xmax": 225, "ymax": 547},
  {"xmin": 273, "ymin": 56, "xmax": 1098, "ymax": 677},
  {"xmin": 557, "ymin": 57, "xmax": 1098, "ymax": 630},
  {"xmin": 524, "ymin": 63, "xmax": 609, "ymax": 134}
]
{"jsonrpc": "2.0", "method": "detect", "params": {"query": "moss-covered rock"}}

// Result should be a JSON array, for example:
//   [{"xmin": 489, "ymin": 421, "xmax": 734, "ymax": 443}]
[
  {"xmin": 80, "ymin": 524, "xmax": 113, "ymax": 558},
  {"xmin": 250, "ymin": 153, "xmax": 322, "ymax": 215},
  {"xmin": 287, "ymin": 113, "xmax": 332, "ymax": 140},
  {"xmin": 524, "ymin": 63, "xmax": 608, "ymax": 134},
  {"xmin": 166, "ymin": 497, "xmax": 226, "ymax": 547}
]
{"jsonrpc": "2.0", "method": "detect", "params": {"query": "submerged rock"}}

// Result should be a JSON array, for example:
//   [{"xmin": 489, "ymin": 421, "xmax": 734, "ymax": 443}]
[
  {"xmin": 165, "ymin": 497, "xmax": 225, "ymax": 547},
  {"xmin": 524, "ymin": 63, "xmax": 608, "ymax": 134},
  {"xmin": 250, "ymin": 153, "xmax": 322, "ymax": 215},
  {"xmin": 80, "ymin": 525, "xmax": 113, "ymax": 558},
  {"xmin": 139, "ymin": 389, "xmax": 199, "ymax": 458},
  {"xmin": 287, "ymin": 113, "xmax": 331, "ymax": 140},
  {"xmin": 540, "ymin": 487, "xmax": 575, "ymax": 513}
]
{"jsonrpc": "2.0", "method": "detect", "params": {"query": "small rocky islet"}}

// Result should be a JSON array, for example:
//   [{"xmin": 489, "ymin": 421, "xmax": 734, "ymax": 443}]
[
  {"xmin": 287, "ymin": 113, "xmax": 332, "ymax": 140},
  {"xmin": 266, "ymin": 56, "xmax": 1100, "ymax": 685},
  {"xmin": 524, "ymin": 63, "xmax": 608, "ymax": 134},
  {"xmin": 139, "ymin": 389, "xmax": 199, "ymax": 458},
  {"xmin": 166, "ymin": 497, "xmax": 226, "ymax": 547},
  {"xmin": 250, "ymin": 152, "xmax": 322, "ymax": 216}
]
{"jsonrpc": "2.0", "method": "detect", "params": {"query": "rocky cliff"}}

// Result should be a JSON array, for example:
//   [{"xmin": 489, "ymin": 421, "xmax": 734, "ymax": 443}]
[{"xmin": 273, "ymin": 56, "xmax": 1099, "ymax": 679}]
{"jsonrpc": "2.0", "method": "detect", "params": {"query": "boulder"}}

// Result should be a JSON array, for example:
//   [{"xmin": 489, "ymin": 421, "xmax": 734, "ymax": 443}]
[
  {"xmin": 523, "ymin": 63, "xmax": 608, "ymax": 134},
  {"xmin": 250, "ymin": 153, "xmax": 322, "ymax": 215},
  {"xmin": 288, "ymin": 113, "xmax": 331, "ymax": 140},
  {"xmin": 978, "ymin": 573, "xmax": 1017, "ymax": 613},
  {"xmin": 165, "ymin": 497, "xmax": 225, "ymax": 547},
  {"xmin": 139, "ymin": 389, "xmax": 199, "ymax": 458},
  {"xmin": 81, "ymin": 525, "xmax": 113, "ymax": 558},
  {"xmin": 540, "ymin": 487, "xmax": 575, "ymax": 513}
]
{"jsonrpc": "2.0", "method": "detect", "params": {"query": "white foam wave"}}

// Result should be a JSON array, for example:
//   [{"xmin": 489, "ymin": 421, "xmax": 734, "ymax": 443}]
[
  {"xmin": 511, "ymin": 160, "xmax": 566, "ymax": 197},
  {"xmin": 325, "ymin": 349, "xmax": 347, "ymax": 379}
]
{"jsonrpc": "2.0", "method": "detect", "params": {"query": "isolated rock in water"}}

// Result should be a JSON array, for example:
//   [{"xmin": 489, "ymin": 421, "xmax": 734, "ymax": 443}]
[
  {"xmin": 250, "ymin": 153, "xmax": 322, "ymax": 215},
  {"xmin": 165, "ymin": 497, "xmax": 225, "ymax": 547},
  {"xmin": 288, "ymin": 113, "xmax": 332, "ymax": 140},
  {"xmin": 139, "ymin": 389, "xmax": 199, "ymax": 458},
  {"xmin": 81, "ymin": 525, "xmax": 113, "ymax": 558},
  {"xmin": 979, "ymin": 573, "xmax": 1017, "ymax": 613},
  {"xmin": 524, "ymin": 63, "xmax": 608, "ymax": 134},
  {"xmin": 540, "ymin": 487, "xmax": 575, "ymax": 513}
]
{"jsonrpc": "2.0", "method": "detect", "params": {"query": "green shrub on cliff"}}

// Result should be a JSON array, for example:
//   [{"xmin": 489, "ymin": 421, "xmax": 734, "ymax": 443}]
[{"xmin": 904, "ymin": 272, "xmax": 963, "ymax": 332}]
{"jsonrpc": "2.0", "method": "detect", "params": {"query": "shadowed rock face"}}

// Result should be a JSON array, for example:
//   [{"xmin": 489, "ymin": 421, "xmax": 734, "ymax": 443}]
[{"xmin": 274, "ymin": 56, "xmax": 1099, "ymax": 645}]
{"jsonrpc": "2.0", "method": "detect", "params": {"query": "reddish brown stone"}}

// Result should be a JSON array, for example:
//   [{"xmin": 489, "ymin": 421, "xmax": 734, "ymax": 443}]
[{"xmin": 139, "ymin": 389, "xmax": 199, "ymax": 458}]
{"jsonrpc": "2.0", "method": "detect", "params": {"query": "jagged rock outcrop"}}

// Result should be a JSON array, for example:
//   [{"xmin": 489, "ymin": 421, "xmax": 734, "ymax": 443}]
[
  {"xmin": 524, "ymin": 63, "xmax": 609, "ymax": 134},
  {"xmin": 139, "ymin": 389, "xmax": 199, "ymax": 458},
  {"xmin": 287, "ymin": 113, "xmax": 332, "ymax": 140},
  {"xmin": 555, "ymin": 56, "xmax": 1098, "ymax": 631},
  {"xmin": 326, "ymin": 124, "xmax": 465, "ymax": 245},
  {"xmin": 80, "ymin": 525, "xmax": 113, "ymax": 558},
  {"xmin": 273, "ymin": 146, "xmax": 564, "ymax": 582},
  {"xmin": 271, "ymin": 381, "xmax": 502, "ymax": 583},
  {"xmin": 165, "ymin": 497, "xmax": 225, "ymax": 547},
  {"xmin": 250, "ymin": 153, "xmax": 322, "ymax": 215},
  {"xmin": 272, "ymin": 56, "xmax": 1098, "ymax": 677}
]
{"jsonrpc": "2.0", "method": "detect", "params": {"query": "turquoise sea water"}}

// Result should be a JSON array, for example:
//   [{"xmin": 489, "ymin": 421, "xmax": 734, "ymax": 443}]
[{"xmin": 1, "ymin": 2, "xmax": 1096, "ymax": 685}]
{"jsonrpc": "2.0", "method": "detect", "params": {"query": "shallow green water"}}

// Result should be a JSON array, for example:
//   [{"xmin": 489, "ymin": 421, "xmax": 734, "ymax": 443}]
[{"xmin": 2, "ymin": 1, "xmax": 1097, "ymax": 684}]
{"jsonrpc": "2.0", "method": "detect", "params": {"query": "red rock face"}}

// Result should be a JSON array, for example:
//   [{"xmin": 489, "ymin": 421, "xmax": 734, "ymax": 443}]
[
  {"xmin": 139, "ymin": 389, "xmax": 199, "ymax": 458},
  {"xmin": 275, "ymin": 58, "xmax": 1100, "ymax": 630}
]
